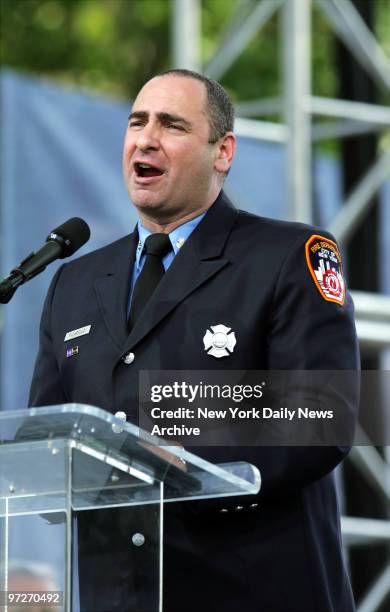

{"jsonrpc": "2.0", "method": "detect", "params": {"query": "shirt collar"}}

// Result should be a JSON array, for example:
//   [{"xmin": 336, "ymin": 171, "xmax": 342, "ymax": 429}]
[{"xmin": 135, "ymin": 211, "xmax": 207, "ymax": 269}]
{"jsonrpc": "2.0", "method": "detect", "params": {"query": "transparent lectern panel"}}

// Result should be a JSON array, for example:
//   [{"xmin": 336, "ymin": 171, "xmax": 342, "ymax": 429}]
[
  {"xmin": 75, "ymin": 497, "xmax": 162, "ymax": 612},
  {"xmin": 0, "ymin": 492, "xmax": 163, "ymax": 612},
  {"xmin": 0, "ymin": 514, "xmax": 65, "ymax": 611},
  {"xmin": 0, "ymin": 405, "xmax": 260, "ymax": 512},
  {"xmin": 71, "ymin": 443, "xmax": 162, "ymax": 511},
  {"xmin": 0, "ymin": 405, "xmax": 260, "ymax": 612},
  {"xmin": 0, "ymin": 440, "xmax": 68, "ymax": 516}
]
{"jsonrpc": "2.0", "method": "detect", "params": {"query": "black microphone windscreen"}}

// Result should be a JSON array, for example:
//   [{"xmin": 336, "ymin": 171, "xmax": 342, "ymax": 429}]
[{"xmin": 49, "ymin": 217, "xmax": 91, "ymax": 257}]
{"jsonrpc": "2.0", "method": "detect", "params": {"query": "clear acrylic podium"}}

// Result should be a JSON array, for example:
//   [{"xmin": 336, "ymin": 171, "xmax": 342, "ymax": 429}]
[{"xmin": 0, "ymin": 404, "xmax": 260, "ymax": 611}]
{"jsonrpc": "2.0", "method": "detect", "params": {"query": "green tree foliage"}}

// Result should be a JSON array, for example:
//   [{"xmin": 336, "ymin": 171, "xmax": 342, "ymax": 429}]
[
  {"xmin": 1, "ymin": 0, "xmax": 172, "ymax": 99},
  {"xmin": 1, "ymin": 0, "xmax": 389, "ymax": 108}
]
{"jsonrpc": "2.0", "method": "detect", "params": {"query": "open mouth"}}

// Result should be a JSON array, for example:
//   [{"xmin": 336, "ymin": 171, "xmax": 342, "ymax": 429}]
[{"xmin": 134, "ymin": 162, "xmax": 164, "ymax": 178}]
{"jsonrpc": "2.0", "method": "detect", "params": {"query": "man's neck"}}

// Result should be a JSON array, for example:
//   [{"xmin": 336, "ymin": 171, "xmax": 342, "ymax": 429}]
[{"xmin": 138, "ymin": 202, "xmax": 213, "ymax": 234}]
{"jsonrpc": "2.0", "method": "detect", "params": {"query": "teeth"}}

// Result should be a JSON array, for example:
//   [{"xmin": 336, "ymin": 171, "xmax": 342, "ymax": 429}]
[{"xmin": 138, "ymin": 163, "xmax": 152, "ymax": 169}]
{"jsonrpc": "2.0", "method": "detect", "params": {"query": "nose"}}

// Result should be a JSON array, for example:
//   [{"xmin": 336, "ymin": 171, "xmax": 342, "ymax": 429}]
[{"xmin": 136, "ymin": 123, "xmax": 161, "ymax": 152}]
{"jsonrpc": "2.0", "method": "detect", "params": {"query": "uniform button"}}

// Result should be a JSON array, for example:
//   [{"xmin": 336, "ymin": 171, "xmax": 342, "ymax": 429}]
[
  {"xmin": 122, "ymin": 352, "xmax": 135, "ymax": 365},
  {"xmin": 112, "ymin": 411, "xmax": 127, "ymax": 434},
  {"xmin": 219, "ymin": 508, "xmax": 228, "ymax": 514},
  {"xmin": 234, "ymin": 505, "xmax": 244, "ymax": 512},
  {"xmin": 114, "ymin": 411, "xmax": 127, "ymax": 421},
  {"xmin": 250, "ymin": 503, "xmax": 258, "ymax": 510},
  {"xmin": 131, "ymin": 533, "xmax": 145, "ymax": 547}
]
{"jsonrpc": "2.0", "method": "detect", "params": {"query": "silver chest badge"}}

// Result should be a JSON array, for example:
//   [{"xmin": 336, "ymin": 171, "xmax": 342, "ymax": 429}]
[{"xmin": 203, "ymin": 324, "xmax": 236, "ymax": 359}]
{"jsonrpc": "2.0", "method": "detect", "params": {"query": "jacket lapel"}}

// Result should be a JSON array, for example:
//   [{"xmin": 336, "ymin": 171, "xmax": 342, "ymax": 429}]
[
  {"xmin": 121, "ymin": 192, "xmax": 238, "ymax": 353},
  {"xmin": 94, "ymin": 230, "xmax": 138, "ymax": 349}
]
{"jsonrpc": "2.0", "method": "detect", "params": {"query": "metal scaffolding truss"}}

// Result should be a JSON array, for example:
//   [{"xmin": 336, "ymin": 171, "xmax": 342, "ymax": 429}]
[
  {"xmin": 172, "ymin": 2, "xmax": 390, "ymax": 611},
  {"xmin": 172, "ymin": 0, "xmax": 390, "ymax": 348}
]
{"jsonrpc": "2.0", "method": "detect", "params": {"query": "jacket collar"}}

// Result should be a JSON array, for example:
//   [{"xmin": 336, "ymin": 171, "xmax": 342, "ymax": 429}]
[{"xmin": 93, "ymin": 228, "xmax": 138, "ymax": 349}]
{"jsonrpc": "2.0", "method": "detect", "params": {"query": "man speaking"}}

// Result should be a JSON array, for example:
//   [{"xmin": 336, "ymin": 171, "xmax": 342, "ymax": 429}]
[{"xmin": 30, "ymin": 70, "xmax": 359, "ymax": 611}]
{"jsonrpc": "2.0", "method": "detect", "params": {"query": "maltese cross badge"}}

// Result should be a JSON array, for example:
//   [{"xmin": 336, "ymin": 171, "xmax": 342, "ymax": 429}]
[{"xmin": 203, "ymin": 324, "xmax": 236, "ymax": 359}]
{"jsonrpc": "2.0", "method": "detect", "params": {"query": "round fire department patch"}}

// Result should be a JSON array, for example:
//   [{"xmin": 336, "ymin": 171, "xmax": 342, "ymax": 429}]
[{"xmin": 305, "ymin": 234, "xmax": 345, "ymax": 305}]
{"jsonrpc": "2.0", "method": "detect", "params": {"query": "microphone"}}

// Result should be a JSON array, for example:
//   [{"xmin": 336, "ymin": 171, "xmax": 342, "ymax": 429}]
[{"xmin": 0, "ymin": 217, "xmax": 91, "ymax": 304}]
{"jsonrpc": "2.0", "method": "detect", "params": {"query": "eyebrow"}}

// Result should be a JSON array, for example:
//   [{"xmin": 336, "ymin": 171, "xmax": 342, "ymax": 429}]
[{"xmin": 128, "ymin": 111, "xmax": 192, "ymax": 129}]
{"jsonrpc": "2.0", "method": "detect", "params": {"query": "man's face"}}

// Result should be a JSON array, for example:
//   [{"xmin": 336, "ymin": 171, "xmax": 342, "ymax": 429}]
[{"xmin": 122, "ymin": 75, "xmax": 221, "ymax": 222}]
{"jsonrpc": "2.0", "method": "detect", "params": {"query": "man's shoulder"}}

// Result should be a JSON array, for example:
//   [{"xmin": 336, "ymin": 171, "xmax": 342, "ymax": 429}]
[
  {"xmin": 237, "ymin": 208, "xmax": 320, "ymax": 237},
  {"xmin": 234, "ymin": 208, "xmax": 334, "ymax": 250},
  {"xmin": 218, "ymin": 191, "xmax": 332, "ymax": 243}
]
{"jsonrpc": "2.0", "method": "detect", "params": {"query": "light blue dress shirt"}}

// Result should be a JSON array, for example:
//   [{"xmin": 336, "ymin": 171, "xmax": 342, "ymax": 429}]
[{"xmin": 128, "ymin": 211, "xmax": 207, "ymax": 311}]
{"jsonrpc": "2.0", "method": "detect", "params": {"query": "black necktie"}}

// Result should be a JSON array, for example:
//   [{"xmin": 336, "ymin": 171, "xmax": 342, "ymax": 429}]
[{"xmin": 128, "ymin": 233, "xmax": 172, "ymax": 330}]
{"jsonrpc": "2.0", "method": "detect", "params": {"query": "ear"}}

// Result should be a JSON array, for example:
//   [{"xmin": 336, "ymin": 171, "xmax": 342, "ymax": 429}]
[{"xmin": 214, "ymin": 132, "xmax": 237, "ymax": 173}]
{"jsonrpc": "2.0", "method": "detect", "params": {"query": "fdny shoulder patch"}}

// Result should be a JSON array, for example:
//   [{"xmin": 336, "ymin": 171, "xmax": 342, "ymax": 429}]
[{"xmin": 305, "ymin": 234, "xmax": 345, "ymax": 305}]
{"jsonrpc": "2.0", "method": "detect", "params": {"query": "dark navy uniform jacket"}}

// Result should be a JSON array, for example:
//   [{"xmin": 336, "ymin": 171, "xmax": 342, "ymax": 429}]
[{"xmin": 30, "ymin": 191, "xmax": 359, "ymax": 612}]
